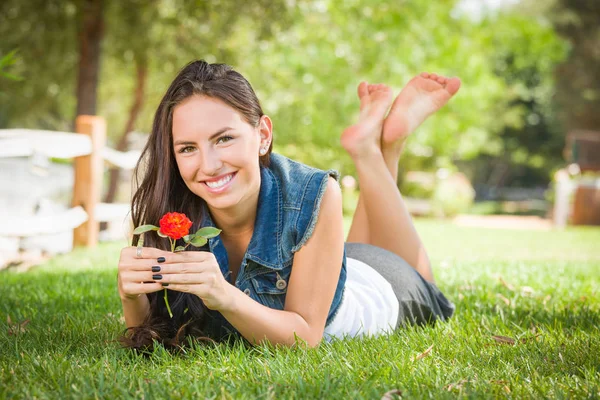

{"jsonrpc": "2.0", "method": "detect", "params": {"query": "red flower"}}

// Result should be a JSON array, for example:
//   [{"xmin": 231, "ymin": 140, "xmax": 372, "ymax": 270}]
[{"xmin": 159, "ymin": 212, "xmax": 193, "ymax": 240}]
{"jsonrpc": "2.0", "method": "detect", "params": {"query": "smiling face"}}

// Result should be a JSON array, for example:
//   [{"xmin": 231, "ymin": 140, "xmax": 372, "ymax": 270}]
[{"xmin": 172, "ymin": 95, "xmax": 272, "ymax": 212}]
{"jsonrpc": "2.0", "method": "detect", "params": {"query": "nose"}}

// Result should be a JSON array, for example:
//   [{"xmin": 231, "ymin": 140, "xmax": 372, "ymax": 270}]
[{"xmin": 198, "ymin": 146, "xmax": 223, "ymax": 177}]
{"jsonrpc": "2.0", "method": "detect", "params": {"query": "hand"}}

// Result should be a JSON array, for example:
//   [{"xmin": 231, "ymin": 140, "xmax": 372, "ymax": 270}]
[
  {"xmin": 152, "ymin": 250, "xmax": 234, "ymax": 311},
  {"xmin": 117, "ymin": 246, "xmax": 165, "ymax": 300}
]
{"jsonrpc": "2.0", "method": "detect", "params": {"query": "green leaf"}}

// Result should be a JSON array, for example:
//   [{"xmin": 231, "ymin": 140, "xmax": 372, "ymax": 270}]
[
  {"xmin": 189, "ymin": 236, "xmax": 208, "ymax": 247},
  {"xmin": 136, "ymin": 234, "xmax": 144, "ymax": 248},
  {"xmin": 132, "ymin": 225, "xmax": 159, "ymax": 234},
  {"xmin": 194, "ymin": 227, "xmax": 222, "ymax": 239},
  {"xmin": 174, "ymin": 246, "xmax": 186, "ymax": 252},
  {"xmin": 183, "ymin": 235, "xmax": 190, "ymax": 243},
  {"xmin": 157, "ymin": 230, "xmax": 168, "ymax": 238},
  {"xmin": 0, "ymin": 72, "xmax": 24, "ymax": 81},
  {"xmin": 0, "ymin": 49, "xmax": 18, "ymax": 68}
]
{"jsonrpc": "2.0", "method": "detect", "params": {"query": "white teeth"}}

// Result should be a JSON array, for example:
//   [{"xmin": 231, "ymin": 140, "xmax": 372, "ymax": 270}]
[{"xmin": 205, "ymin": 173, "xmax": 233, "ymax": 189}]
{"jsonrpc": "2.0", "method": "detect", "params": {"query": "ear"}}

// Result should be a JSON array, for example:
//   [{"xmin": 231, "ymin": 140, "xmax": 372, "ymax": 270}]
[{"xmin": 257, "ymin": 115, "xmax": 273, "ymax": 147}]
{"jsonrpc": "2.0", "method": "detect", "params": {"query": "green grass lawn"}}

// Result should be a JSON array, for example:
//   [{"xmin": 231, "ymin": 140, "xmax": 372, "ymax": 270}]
[{"xmin": 1, "ymin": 220, "xmax": 599, "ymax": 398}]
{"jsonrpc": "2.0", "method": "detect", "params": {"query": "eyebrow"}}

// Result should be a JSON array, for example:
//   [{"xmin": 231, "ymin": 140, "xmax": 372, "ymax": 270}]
[{"xmin": 173, "ymin": 127, "xmax": 233, "ymax": 145}]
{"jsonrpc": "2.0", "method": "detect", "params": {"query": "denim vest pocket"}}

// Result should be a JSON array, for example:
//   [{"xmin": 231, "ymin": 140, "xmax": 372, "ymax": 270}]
[{"xmin": 249, "ymin": 268, "xmax": 290, "ymax": 310}]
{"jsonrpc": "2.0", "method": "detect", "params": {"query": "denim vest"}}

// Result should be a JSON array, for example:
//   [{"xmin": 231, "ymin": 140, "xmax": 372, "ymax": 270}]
[{"xmin": 198, "ymin": 153, "xmax": 347, "ymax": 340}]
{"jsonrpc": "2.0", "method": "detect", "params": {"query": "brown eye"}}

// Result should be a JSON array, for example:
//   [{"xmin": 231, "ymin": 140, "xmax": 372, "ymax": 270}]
[
  {"xmin": 217, "ymin": 135, "xmax": 233, "ymax": 144},
  {"xmin": 178, "ymin": 146, "xmax": 195, "ymax": 153}
]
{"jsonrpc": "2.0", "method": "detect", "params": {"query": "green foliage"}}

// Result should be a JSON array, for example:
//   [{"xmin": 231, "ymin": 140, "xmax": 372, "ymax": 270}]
[
  {"xmin": 0, "ymin": 49, "xmax": 22, "ymax": 82},
  {"xmin": 462, "ymin": 9, "xmax": 569, "ymax": 188},
  {"xmin": 194, "ymin": 227, "xmax": 221, "ymax": 239},
  {"xmin": 236, "ymin": 0, "xmax": 513, "ymax": 175},
  {"xmin": 0, "ymin": 0, "xmax": 78, "ymax": 129},
  {"xmin": 0, "ymin": 0, "xmax": 569, "ymax": 184},
  {"xmin": 131, "ymin": 224, "xmax": 159, "ymax": 235},
  {"xmin": 1, "ymin": 223, "xmax": 599, "ymax": 398},
  {"xmin": 548, "ymin": 0, "xmax": 600, "ymax": 132}
]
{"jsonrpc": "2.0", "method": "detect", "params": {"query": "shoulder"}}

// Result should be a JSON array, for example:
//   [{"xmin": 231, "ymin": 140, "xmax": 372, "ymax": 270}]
[
  {"xmin": 266, "ymin": 154, "xmax": 342, "ymax": 253},
  {"xmin": 268, "ymin": 153, "xmax": 340, "ymax": 210},
  {"xmin": 316, "ymin": 177, "xmax": 343, "ymax": 226}
]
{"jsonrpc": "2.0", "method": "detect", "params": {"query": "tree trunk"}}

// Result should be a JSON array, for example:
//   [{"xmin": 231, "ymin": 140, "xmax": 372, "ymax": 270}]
[
  {"xmin": 103, "ymin": 56, "xmax": 148, "ymax": 204},
  {"xmin": 76, "ymin": 0, "xmax": 104, "ymax": 116}
]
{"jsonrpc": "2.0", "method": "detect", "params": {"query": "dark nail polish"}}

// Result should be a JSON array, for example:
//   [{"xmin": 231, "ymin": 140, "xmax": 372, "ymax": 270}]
[
  {"xmin": 152, "ymin": 266, "xmax": 161, "ymax": 272},
  {"xmin": 162, "ymin": 283, "xmax": 169, "ymax": 287},
  {"xmin": 157, "ymin": 257, "xmax": 166, "ymax": 263},
  {"xmin": 152, "ymin": 274, "xmax": 162, "ymax": 280}
]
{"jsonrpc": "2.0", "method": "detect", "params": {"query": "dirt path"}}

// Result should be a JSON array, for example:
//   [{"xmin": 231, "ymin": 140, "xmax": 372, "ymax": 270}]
[{"xmin": 452, "ymin": 215, "xmax": 553, "ymax": 230}]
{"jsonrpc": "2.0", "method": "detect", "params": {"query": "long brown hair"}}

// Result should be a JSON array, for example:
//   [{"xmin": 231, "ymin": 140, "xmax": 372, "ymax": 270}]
[{"xmin": 120, "ymin": 60, "xmax": 272, "ymax": 351}]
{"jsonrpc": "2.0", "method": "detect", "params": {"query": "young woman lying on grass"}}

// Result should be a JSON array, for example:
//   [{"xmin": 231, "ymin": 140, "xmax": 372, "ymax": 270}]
[{"xmin": 117, "ymin": 60, "xmax": 460, "ymax": 349}]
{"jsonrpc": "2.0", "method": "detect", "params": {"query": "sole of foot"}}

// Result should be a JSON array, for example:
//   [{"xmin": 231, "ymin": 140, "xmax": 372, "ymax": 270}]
[
  {"xmin": 381, "ymin": 72, "xmax": 461, "ymax": 148},
  {"xmin": 341, "ymin": 82, "xmax": 393, "ymax": 159}
]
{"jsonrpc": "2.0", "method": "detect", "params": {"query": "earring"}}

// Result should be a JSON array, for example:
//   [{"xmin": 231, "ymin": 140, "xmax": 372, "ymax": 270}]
[{"xmin": 259, "ymin": 148, "xmax": 267, "ymax": 156}]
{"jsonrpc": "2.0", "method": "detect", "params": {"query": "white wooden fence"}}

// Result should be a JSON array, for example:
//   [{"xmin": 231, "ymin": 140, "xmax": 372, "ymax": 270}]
[{"xmin": 0, "ymin": 116, "xmax": 141, "ymax": 265}]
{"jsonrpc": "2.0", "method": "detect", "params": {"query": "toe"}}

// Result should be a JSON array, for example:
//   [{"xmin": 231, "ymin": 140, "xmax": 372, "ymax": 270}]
[
  {"xmin": 357, "ymin": 81, "xmax": 369, "ymax": 99},
  {"xmin": 446, "ymin": 77, "xmax": 462, "ymax": 95},
  {"xmin": 420, "ymin": 72, "xmax": 430, "ymax": 78},
  {"xmin": 430, "ymin": 73, "xmax": 438, "ymax": 80}
]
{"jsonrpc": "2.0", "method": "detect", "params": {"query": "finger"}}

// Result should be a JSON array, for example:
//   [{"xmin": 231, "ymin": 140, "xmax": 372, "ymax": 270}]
[
  {"xmin": 156, "ymin": 273, "xmax": 208, "ymax": 285},
  {"xmin": 121, "ymin": 246, "xmax": 173, "ymax": 260},
  {"xmin": 160, "ymin": 251, "xmax": 213, "ymax": 264},
  {"xmin": 121, "ymin": 282, "xmax": 163, "ymax": 296},
  {"xmin": 151, "ymin": 262, "xmax": 214, "ymax": 275},
  {"xmin": 121, "ymin": 271, "xmax": 158, "ymax": 283},
  {"xmin": 119, "ymin": 258, "xmax": 167, "ymax": 271}
]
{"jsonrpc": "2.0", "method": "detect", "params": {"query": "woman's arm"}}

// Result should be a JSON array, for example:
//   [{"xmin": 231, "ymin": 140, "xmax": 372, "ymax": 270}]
[
  {"xmin": 218, "ymin": 177, "xmax": 345, "ymax": 347},
  {"xmin": 120, "ymin": 292, "xmax": 150, "ymax": 328}
]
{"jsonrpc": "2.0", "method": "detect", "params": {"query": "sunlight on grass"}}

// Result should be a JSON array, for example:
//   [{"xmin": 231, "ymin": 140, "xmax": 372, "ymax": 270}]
[{"xmin": 1, "ymin": 221, "xmax": 599, "ymax": 398}]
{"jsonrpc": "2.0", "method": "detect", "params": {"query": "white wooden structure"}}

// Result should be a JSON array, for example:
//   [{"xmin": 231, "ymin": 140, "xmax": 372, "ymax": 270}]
[{"xmin": 0, "ymin": 116, "xmax": 141, "ymax": 267}]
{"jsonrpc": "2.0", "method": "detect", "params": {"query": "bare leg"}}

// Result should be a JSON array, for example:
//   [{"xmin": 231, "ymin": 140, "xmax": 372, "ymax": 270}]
[
  {"xmin": 346, "ymin": 82, "xmax": 373, "ymax": 244},
  {"xmin": 343, "ymin": 73, "xmax": 461, "ymax": 282},
  {"xmin": 347, "ymin": 74, "xmax": 461, "ymax": 243}
]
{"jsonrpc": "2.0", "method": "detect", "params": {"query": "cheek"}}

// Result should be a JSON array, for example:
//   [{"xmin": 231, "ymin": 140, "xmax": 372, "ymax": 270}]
[{"xmin": 175, "ymin": 157, "xmax": 195, "ymax": 181}]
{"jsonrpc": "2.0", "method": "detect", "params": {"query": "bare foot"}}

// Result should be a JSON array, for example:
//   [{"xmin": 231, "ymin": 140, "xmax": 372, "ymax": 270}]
[
  {"xmin": 341, "ymin": 82, "xmax": 393, "ymax": 159},
  {"xmin": 382, "ymin": 73, "xmax": 461, "ymax": 150}
]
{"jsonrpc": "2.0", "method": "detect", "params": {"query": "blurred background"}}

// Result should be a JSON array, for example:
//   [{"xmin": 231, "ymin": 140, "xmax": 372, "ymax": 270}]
[{"xmin": 0, "ymin": 0, "xmax": 599, "ymax": 264}]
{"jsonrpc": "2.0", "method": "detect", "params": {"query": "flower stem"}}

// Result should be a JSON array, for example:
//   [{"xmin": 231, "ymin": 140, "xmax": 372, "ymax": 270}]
[
  {"xmin": 164, "ymin": 237, "xmax": 175, "ymax": 318},
  {"xmin": 164, "ymin": 288, "xmax": 173, "ymax": 318}
]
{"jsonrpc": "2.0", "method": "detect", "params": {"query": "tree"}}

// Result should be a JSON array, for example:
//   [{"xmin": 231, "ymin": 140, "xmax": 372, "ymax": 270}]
[
  {"xmin": 0, "ymin": 0, "xmax": 569, "ymax": 191},
  {"xmin": 0, "ymin": 0, "xmax": 79, "ymax": 130},
  {"xmin": 76, "ymin": 0, "xmax": 104, "ymax": 117},
  {"xmin": 550, "ymin": 0, "xmax": 600, "ymax": 132},
  {"xmin": 0, "ymin": 0, "xmax": 292, "ymax": 203},
  {"xmin": 460, "ymin": 11, "xmax": 568, "ymax": 190}
]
